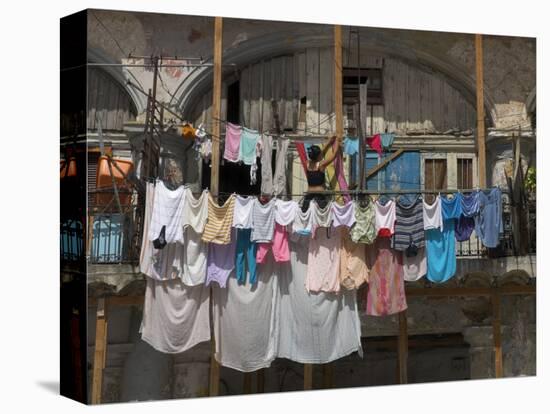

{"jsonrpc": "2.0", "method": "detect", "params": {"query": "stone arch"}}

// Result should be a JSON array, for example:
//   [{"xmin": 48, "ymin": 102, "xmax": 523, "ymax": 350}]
[
  {"xmin": 169, "ymin": 30, "xmax": 497, "ymax": 127},
  {"xmin": 88, "ymin": 47, "xmax": 147, "ymax": 115}
]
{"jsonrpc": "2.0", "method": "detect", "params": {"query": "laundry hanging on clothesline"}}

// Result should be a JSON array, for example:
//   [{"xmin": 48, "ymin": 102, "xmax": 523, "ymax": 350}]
[{"xmin": 139, "ymin": 181, "xmax": 503, "ymax": 371}]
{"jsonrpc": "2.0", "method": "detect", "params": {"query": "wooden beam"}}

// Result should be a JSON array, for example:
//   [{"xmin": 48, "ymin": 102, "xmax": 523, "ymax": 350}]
[
  {"xmin": 334, "ymin": 25, "xmax": 343, "ymax": 142},
  {"xmin": 492, "ymin": 293, "xmax": 503, "ymax": 377},
  {"xmin": 304, "ymin": 364, "xmax": 313, "ymax": 390},
  {"xmin": 406, "ymin": 285, "xmax": 536, "ymax": 297},
  {"xmin": 209, "ymin": 16, "xmax": 223, "ymax": 397},
  {"xmin": 475, "ymin": 34, "xmax": 487, "ymax": 188},
  {"xmin": 91, "ymin": 298, "xmax": 107, "ymax": 404},
  {"xmin": 322, "ymin": 363, "xmax": 334, "ymax": 388},
  {"xmin": 210, "ymin": 16, "xmax": 223, "ymax": 198},
  {"xmin": 256, "ymin": 369, "xmax": 265, "ymax": 393},
  {"xmin": 365, "ymin": 149, "xmax": 404, "ymax": 180},
  {"xmin": 397, "ymin": 310, "xmax": 408, "ymax": 384},
  {"xmin": 243, "ymin": 372, "xmax": 252, "ymax": 394}
]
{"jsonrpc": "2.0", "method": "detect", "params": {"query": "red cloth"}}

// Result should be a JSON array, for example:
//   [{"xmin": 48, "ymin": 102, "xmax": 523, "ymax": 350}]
[
  {"xmin": 295, "ymin": 142, "xmax": 308, "ymax": 173},
  {"xmin": 366, "ymin": 134, "xmax": 383, "ymax": 155}
]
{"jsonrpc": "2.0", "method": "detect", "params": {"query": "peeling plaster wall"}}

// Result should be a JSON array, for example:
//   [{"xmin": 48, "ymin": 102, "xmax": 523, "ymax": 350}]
[{"xmin": 87, "ymin": 9, "xmax": 535, "ymax": 130}]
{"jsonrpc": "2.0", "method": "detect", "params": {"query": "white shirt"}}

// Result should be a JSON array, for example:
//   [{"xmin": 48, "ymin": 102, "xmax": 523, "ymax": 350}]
[
  {"xmin": 232, "ymin": 195, "xmax": 255, "ymax": 229},
  {"xmin": 148, "ymin": 180, "xmax": 186, "ymax": 244},
  {"xmin": 374, "ymin": 199, "xmax": 396, "ymax": 236},
  {"xmin": 422, "ymin": 195, "xmax": 443, "ymax": 231},
  {"xmin": 403, "ymin": 247, "xmax": 427, "ymax": 282},
  {"xmin": 274, "ymin": 199, "xmax": 299, "ymax": 226}
]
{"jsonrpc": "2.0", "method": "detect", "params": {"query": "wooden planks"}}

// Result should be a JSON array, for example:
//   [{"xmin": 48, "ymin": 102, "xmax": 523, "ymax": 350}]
[
  {"xmin": 306, "ymin": 48, "xmax": 320, "ymax": 134},
  {"xmin": 475, "ymin": 34, "xmax": 487, "ymax": 188},
  {"xmin": 91, "ymin": 298, "xmax": 108, "ymax": 404}
]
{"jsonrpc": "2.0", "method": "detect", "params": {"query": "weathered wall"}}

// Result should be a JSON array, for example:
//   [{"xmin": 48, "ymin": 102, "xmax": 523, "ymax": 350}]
[{"xmin": 86, "ymin": 9, "xmax": 536, "ymax": 131}]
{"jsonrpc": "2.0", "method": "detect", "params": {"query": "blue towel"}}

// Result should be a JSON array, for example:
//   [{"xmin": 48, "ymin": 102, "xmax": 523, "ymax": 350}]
[{"xmin": 426, "ymin": 219, "xmax": 456, "ymax": 283}]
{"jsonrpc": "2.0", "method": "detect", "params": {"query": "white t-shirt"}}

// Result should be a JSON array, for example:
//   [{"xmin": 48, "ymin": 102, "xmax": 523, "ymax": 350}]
[
  {"xmin": 274, "ymin": 199, "xmax": 299, "ymax": 226},
  {"xmin": 232, "ymin": 195, "xmax": 255, "ymax": 229},
  {"xmin": 148, "ymin": 180, "xmax": 186, "ymax": 244},
  {"xmin": 422, "ymin": 195, "xmax": 443, "ymax": 231},
  {"xmin": 374, "ymin": 199, "xmax": 396, "ymax": 236},
  {"xmin": 182, "ymin": 188, "xmax": 209, "ymax": 233}
]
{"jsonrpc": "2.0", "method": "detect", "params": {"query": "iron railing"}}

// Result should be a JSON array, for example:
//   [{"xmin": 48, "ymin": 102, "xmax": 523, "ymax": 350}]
[{"xmin": 60, "ymin": 189, "xmax": 535, "ymax": 264}]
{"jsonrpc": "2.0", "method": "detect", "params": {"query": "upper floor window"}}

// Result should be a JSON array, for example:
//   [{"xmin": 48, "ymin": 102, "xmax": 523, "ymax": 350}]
[{"xmin": 342, "ymin": 67, "xmax": 383, "ymax": 106}]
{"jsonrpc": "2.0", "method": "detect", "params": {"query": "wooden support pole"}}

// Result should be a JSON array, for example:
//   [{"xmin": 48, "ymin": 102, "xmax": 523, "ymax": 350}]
[
  {"xmin": 475, "ymin": 34, "xmax": 487, "ymax": 189},
  {"xmin": 243, "ymin": 372, "xmax": 252, "ymax": 394},
  {"xmin": 492, "ymin": 293, "xmax": 503, "ymax": 378},
  {"xmin": 322, "ymin": 363, "xmax": 334, "ymax": 389},
  {"xmin": 304, "ymin": 364, "xmax": 313, "ymax": 390},
  {"xmin": 397, "ymin": 310, "xmax": 408, "ymax": 384},
  {"xmin": 334, "ymin": 25, "xmax": 343, "ymax": 142},
  {"xmin": 91, "ymin": 298, "xmax": 107, "ymax": 404},
  {"xmin": 209, "ymin": 16, "xmax": 223, "ymax": 398},
  {"xmin": 256, "ymin": 369, "xmax": 265, "ymax": 393},
  {"xmin": 210, "ymin": 16, "xmax": 223, "ymax": 198}
]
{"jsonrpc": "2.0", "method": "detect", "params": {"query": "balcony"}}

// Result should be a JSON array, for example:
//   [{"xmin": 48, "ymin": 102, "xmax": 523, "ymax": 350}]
[{"xmin": 60, "ymin": 188, "xmax": 535, "ymax": 273}]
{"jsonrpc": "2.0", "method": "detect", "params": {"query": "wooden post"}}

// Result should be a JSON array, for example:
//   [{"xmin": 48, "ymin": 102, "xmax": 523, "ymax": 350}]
[
  {"xmin": 256, "ymin": 369, "xmax": 265, "ymax": 393},
  {"xmin": 91, "ymin": 298, "xmax": 107, "ymax": 404},
  {"xmin": 322, "ymin": 363, "xmax": 333, "ymax": 388},
  {"xmin": 210, "ymin": 16, "xmax": 223, "ymax": 198},
  {"xmin": 243, "ymin": 372, "xmax": 252, "ymax": 394},
  {"xmin": 492, "ymin": 293, "xmax": 503, "ymax": 377},
  {"xmin": 334, "ymin": 25, "xmax": 343, "ymax": 142},
  {"xmin": 397, "ymin": 310, "xmax": 408, "ymax": 384},
  {"xmin": 304, "ymin": 364, "xmax": 313, "ymax": 390},
  {"xmin": 209, "ymin": 16, "xmax": 223, "ymax": 398},
  {"xmin": 475, "ymin": 34, "xmax": 487, "ymax": 188}
]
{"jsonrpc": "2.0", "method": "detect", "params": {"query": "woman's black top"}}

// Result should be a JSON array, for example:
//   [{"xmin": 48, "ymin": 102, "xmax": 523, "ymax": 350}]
[{"xmin": 306, "ymin": 170, "xmax": 325, "ymax": 186}]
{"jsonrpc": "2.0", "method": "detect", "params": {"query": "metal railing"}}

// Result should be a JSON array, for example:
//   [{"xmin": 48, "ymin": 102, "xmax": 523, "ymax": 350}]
[
  {"xmin": 87, "ymin": 188, "xmax": 143, "ymax": 264},
  {"xmin": 60, "ymin": 187, "xmax": 534, "ymax": 264}
]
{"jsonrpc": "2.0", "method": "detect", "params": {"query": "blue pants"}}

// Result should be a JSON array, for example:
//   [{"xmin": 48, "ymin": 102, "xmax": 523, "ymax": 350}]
[{"xmin": 235, "ymin": 228, "xmax": 257, "ymax": 284}]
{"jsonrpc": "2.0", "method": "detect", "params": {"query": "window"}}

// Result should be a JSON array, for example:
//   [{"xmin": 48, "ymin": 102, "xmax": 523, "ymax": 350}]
[
  {"xmin": 457, "ymin": 158, "xmax": 473, "ymax": 190},
  {"xmin": 424, "ymin": 158, "xmax": 448, "ymax": 191},
  {"xmin": 342, "ymin": 67, "xmax": 383, "ymax": 105}
]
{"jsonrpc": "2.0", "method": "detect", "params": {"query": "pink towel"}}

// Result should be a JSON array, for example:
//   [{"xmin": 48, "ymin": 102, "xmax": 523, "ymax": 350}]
[{"xmin": 223, "ymin": 122, "xmax": 241, "ymax": 162}]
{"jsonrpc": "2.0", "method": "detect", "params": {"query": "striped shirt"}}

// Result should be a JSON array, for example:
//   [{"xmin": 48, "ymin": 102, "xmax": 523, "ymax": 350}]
[
  {"xmin": 393, "ymin": 197, "xmax": 425, "ymax": 251},
  {"xmin": 201, "ymin": 194, "xmax": 236, "ymax": 245},
  {"xmin": 251, "ymin": 199, "xmax": 276, "ymax": 243}
]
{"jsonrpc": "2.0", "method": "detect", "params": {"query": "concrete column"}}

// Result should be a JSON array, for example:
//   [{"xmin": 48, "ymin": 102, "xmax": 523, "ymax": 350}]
[{"xmin": 462, "ymin": 326, "xmax": 495, "ymax": 379}]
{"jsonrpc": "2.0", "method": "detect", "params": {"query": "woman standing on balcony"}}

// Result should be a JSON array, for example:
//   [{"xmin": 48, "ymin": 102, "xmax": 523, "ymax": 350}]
[{"xmin": 302, "ymin": 135, "xmax": 341, "ymax": 212}]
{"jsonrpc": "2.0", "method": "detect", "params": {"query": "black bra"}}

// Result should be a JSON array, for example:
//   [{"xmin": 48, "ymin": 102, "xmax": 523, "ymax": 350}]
[{"xmin": 306, "ymin": 170, "xmax": 325, "ymax": 186}]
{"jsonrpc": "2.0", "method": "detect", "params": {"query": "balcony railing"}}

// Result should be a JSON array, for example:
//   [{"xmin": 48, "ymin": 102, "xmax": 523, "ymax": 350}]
[{"xmin": 60, "ymin": 188, "xmax": 535, "ymax": 265}]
